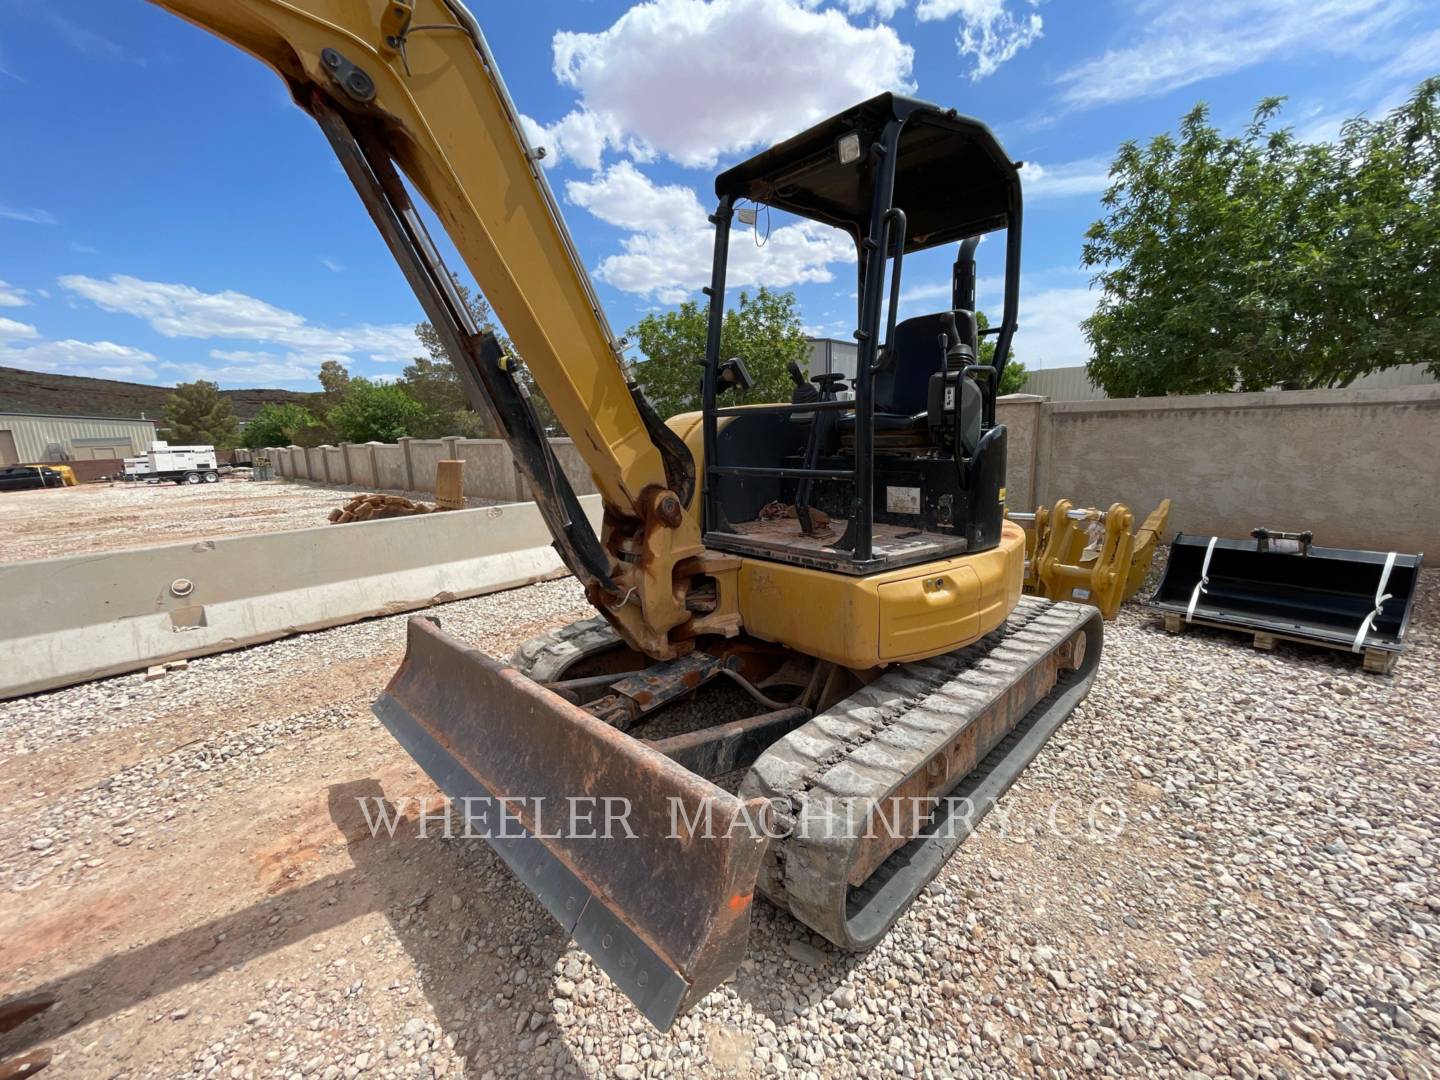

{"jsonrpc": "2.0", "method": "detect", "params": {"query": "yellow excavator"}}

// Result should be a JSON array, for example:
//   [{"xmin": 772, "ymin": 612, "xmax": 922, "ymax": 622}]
[{"xmin": 147, "ymin": 0, "xmax": 1103, "ymax": 1030}]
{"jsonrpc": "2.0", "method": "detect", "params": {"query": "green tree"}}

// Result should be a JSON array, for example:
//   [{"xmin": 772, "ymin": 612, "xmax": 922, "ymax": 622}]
[
  {"xmin": 630, "ymin": 287, "xmax": 808, "ymax": 418},
  {"xmin": 1082, "ymin": 78, "xmax": 1440, "ymax": 397},
  {"xmin": 317, "ymin": 360, "xmax": 351, "ymax": 410},
  {"xmin": 164, "ymin": 380, "xmax": 240, "ymax": 448},
  {"xmin": 243, "ymin": 402, "xmax": 317, "ymax": 448},
  {"xmin": 975, "ymin": 310, "xmax": 1029, "ymax": 394},
  {"xmin": 327, "ymin": 379, "xmax": 427, "ymax": 442}
]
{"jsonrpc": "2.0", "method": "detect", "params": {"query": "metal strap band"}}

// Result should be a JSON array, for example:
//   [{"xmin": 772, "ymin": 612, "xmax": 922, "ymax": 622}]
[
  {"xmin": 1185, "ymin": 536, "xmax": 1218, "ymax": 623},
  {"xmin": 1352, "ymin": 550, "xmax": 1397, "ymax": 653}
]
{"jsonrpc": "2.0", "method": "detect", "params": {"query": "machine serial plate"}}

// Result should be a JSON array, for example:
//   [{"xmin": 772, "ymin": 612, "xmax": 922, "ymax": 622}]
[{"xmin": 886, "ymin": 486, "xmax": 921, "ymax": 514}]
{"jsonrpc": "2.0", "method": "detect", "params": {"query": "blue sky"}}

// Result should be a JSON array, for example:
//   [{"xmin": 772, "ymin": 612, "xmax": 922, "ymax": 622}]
[{"xmin": 1, "ymin": 0, "xmax": 1436, "ymax": 392}]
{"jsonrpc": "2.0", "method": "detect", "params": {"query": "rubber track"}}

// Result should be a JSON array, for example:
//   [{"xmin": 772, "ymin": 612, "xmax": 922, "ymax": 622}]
[
  {"xmin": 512, "ymin": 615, "xmax": 623, "ymax": 682},
  {"xmin": 514, "ymin": 600, "xmax": 1102, "ymax": 951},
  {"xmin": 737, "ymin": 596, "xmax": 1100, "ymax": 948}
]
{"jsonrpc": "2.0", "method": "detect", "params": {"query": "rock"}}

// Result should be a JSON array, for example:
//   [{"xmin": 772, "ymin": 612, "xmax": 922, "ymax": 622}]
[{"xmin": 786, "ymin": 939, "xmax": 828, "ymax": 968}]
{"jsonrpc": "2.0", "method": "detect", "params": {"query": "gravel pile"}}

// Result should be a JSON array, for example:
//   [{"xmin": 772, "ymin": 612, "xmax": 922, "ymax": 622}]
[{"xmin": 1, "ymin": 569, "xmax": 1435, "ymax": 1079}]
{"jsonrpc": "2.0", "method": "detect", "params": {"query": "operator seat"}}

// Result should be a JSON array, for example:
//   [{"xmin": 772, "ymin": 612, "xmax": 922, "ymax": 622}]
[{"xmin": 839, "ymin": 310, "xmax": 983, "ymax": 454}]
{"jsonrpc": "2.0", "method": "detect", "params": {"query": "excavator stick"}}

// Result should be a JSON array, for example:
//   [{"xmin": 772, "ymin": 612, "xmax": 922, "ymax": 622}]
[{"xmin": 374, "ymin": 617, "xmax": 772, "ymax": 1030}]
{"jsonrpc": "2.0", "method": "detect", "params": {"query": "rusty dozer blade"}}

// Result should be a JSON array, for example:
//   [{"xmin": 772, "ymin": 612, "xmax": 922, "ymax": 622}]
[{"xmin": 373, "ymin": 617, "xmax": 771, "ymax": 1030}]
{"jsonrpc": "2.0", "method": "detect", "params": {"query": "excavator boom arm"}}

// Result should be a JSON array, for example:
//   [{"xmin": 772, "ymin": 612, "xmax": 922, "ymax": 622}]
[{"xmin": 150, "ymin": 0, "xmax": 702, "ymax": 650}]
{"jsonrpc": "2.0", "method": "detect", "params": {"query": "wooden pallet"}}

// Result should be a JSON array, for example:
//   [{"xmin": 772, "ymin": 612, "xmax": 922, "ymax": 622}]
[{"xmin": 1159, "ymin": 612, "xmax": 1398, "ymax": 674}]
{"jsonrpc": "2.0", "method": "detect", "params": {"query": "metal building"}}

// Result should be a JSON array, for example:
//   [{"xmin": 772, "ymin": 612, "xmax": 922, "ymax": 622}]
[
  {"xmin": 806, "ymin": 338, "xmax": 859, "ymax": 383},
  {"xmin": 0, "ymin": 412, "xmax": 158, "ymax": 465}
]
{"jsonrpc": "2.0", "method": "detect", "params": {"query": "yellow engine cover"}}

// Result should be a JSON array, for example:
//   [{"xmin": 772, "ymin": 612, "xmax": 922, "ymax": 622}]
[{"xmin": 736, "ymin": 521, "xmax": 1026, "ymax": 669}]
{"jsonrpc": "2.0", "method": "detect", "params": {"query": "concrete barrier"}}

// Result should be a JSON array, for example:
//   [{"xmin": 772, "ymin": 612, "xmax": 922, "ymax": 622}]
[{"xmin": 0, "ymin": 495, "xmax": 602, "ymax": 700}]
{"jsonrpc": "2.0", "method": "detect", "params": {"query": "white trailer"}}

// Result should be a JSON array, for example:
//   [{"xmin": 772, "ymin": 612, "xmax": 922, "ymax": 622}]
[{"xmin": 138, "ymin": 441, "xmax": 221, "ymax": 484}]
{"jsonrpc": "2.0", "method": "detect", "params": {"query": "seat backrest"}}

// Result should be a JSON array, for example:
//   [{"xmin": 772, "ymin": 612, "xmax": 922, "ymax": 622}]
[{"xmin": 873, "ymin": 311, "xmax": 958, "ymax": 416}]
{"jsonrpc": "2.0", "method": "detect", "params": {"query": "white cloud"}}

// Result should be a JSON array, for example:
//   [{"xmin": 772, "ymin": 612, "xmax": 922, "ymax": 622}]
[
  {"xmin": 916, "ymin": 0, "xmax": 1043, "ymax": 79},
  {"xmin": 1022, "ymin": 157, "xmax": 1111, "ymax": 199},
  {"xmin": 520, "ymin": 109, "xmax": 621, "ymax": 171},
  {"xmin": 58, "ymin": 274, "xmax": 418, "ymax": 363},
  {"xmin": 892, "ymin": 272, "xmax": 1096, "ymax": 367},
  {"xmin": 1056, "ymin": 0, "xmax": 1411, "ymax": 109},
  {"xmin": 548, "ymin": 0, "xmax": 915, "ymax": 168},
  {"xmin": 0, "ymin": 280, "xmax": 30, "ymax": 307},
  {"xmin": 1010, "ymin": 284, "xmax": 1097, "ymax": 368},
  {"xmin": 840, "ymin": 0, "xmax": 908, "ymax": 18},
  {"xmin": 320, "ymin": 257, "xmax": 345, "ymax": 273},
  {"xmin": 567, "ymin": 162, "xmax": 705, "ymax": 231},
  {"xmin": 0, "ymin": 204, "xmax": 57, "ymax": 225},
  {"xmin": 898, "ymin": 280, "xmax": 954, "ymax": 309},
  {"xmin": 0, "ymin": 316, "xmax": 40, "ymax": 340},
  {"xmin": 566, "ymin": 163, "xmax": 855, "ymax": 302},
  {"xmin": 0, "ymin": 338, "xmax": 159, "ymax": 380},
  {"xmin": 159, "ymin": 350, "xmax": 330, "ymax": 387}
]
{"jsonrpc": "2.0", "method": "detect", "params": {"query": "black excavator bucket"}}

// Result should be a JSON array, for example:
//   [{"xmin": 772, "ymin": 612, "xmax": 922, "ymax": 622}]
[
  {"xmin": 373, "ymin": 617, "xmax": 773, "ymax": 1030},
  {"xmin": 1148, "ymin": 530, "xmax": 1422, "ymax": 671}
]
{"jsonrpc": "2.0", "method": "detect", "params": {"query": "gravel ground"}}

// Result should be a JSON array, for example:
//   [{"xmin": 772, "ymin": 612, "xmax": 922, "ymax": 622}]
[
  {"xmin": 0, "ymin": 479, "xmax": 497, "ymax": 563},
  {"xmin": 0, "ymin": 568, "xmax": 1436, "ymax": 1079}
]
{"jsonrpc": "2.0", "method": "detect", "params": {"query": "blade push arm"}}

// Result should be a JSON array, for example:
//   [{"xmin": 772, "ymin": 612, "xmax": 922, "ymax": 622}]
[{"xmin": 150, "ymin": 0, "xmax": 707, "ymax": 657}]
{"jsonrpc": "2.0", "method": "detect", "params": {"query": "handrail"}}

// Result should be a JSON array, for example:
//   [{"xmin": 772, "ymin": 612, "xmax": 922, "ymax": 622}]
[
  {"xmin": 708, "ymin": 465, "xmax": 857, "ymax": 481},
  {"xmin": 873, "ymin": 207, "xmax": 908, "ymax": 374},
  {"xmin": 712, "ymin": 399, "xmax": 855, "ymax": 417}
]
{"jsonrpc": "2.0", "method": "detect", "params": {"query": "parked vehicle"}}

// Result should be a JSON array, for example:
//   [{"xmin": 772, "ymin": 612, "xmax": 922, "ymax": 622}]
[
  {"xmin": 127, "ymin": 441, "xmax": 221, "ymax": 485},
  {"xmin": 15, "ymin": 463, "xmax": 77, "ymax": 487},
  {"xmin": 0, "ymin": 465, "xmax": 70, "ymax": 492}
]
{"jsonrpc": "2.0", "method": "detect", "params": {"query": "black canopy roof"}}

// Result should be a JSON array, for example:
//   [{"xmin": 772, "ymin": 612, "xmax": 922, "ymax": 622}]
[{"xmin": 714, "ymin": 93, "xmax": 1019, "ymax": 254}]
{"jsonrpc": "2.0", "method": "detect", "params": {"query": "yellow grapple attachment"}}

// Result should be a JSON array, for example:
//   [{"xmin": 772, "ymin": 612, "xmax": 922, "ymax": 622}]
[{"xmin": 1015, "ymin": 498, "xmax": 1171, "ymax": 619}]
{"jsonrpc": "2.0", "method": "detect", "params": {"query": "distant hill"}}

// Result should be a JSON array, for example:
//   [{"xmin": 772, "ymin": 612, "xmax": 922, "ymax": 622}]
[{"xmin": 0, "ymin": 366, "xmax": 315, "ymax": 421}]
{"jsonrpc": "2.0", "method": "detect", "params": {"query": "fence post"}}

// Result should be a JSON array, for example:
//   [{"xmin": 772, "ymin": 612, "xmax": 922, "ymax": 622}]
[
  {"xmin": 338, "ymin": 442, "xmax": 352, "ymax": 485},
  {"xmin": 368, "ymin": 442, "xmax": 379, "ymax": 492},
  {"xmin": 399, "ymin": 437, "xmax": 415, "ymax": 492}
]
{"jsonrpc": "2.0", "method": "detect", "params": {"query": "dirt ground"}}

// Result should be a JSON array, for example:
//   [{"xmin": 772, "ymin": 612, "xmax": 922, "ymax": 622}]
[
  {"xmin": 0, "ymin": 479, "xmax": 494, "ymax": 564},
  {"xmin": 1, "ymin": 566, "xmax": 1436, "ymax": 1079}
]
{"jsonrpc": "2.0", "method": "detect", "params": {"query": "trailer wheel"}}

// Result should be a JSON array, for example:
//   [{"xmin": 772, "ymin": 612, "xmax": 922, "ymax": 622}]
[
  {"xmin": 203, "ymin": 470, "xmax": 220, "ymax": 483},
  {"xmin": 184, "ymin": 471, "xmax": 202, "ymax": 485}
]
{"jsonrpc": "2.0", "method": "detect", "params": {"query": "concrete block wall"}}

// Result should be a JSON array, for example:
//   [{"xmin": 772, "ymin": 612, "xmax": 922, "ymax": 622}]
[
  {"xmin": 266, "ymin": 388, "xmax": 1437, "ymax": 553},
  {"xmin": 344, "ymin": 442, "xmax": 375, "ymax": 488},
  {"xmin": 373, "ymin": 444, "xmax": 407, "ymax": 490},
  {"xmin": 268, "ymin": 437, "xmax": 598, "ymax": 503},
  {"xmin": 323, "ymin": 446, "xmax": 345, "ymax": 484},
  {"xmin": 456, "ymin": 440, "xmax": 521, "ymax": 500},
  {"xmin": 998, "ymin": 385, "xmax": 1440, "ymax": 554}
]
